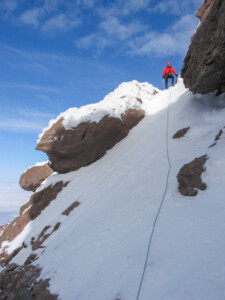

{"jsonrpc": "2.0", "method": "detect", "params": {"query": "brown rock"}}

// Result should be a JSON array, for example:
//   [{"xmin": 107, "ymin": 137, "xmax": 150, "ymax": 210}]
[
  {"xmin": 19, "ymin": 163, "xmax": 54, "ymax": 192},
  {"xmin": 173, "ymin": 127, "xmax": 190, "ymax": 139},
  {"xmin": 0, "ymin": 246, "xmax": 23, "ymax": 267},
  {"xmin": 215, "ymin": 129, "xmax": 223, "ymax": 141},
  {"xmin": 24, "ymin": 253, "xmax": 38, "ymax": 265},
  {"xmin": 208, "ymin": 142, "xmax": 216, "ymax": 148},
  {"xmin": 5, "ymin": 247, "xmax": 23, "ymax": 265},
  {"xmin": 0, "ymin": 212, "xmax": 30, "ymax": 247},
  {"xmin": 0, "ymin": 181, "xmax": 67, "ymax": 249},
  {"xmin": 6, "ymin": 263, "xmax": 18, "ymax": 272},
  {"xmin": 181, "ymin": 0, "xmax": 225, "ymax": 95},
  {"xmin": 177, "ymin": 155, "xmax": 208, "ymax": 196},
  {"xmin": 36, "ymin": 109, "xmax": 145, "ymax": 173},
  {"xmin": 0, "ymin": 264, "xmax": 58, "ymax": 299},
  {"xmin": 136, "ymin": 97, "xmax": 142, "ymax": 104},
  {"xmin": 24, "ymin": 181, "xmax": 69, "ymax": 221},
  {"xmin": 196, "ymin": 0, "xmax": 214, "ymax": 21},
  {"xmin": 31, "ymin": 223, "xmax": 61, "ymax": 251},
  {"xmin": 53, "ymin": 222, "xmax": 61, "ymax": 232},
  {"xmin": 0, "ymin": 246, "xmax": 9, "ymax": 266},
  {"xmin": 32, "ymin": 226, "xmax": 51, "ymax": 251},
  {"xmin": 121, "ymin": 108, "xmax": 145, "ymax": 129},
  {"xmin": 22, "ymin": 242, "xmax": 28, "ymax": 248},
  {"xmin": 0, "ymin": 224, "xmax": 8, "ymax": 234},
  {"xmin": 208, "ymin": 128, "xmax": 223, "ymax": 147},
  {"xmin": 62, "ymin": 201, "xmax": 80, "ymax": 216}
]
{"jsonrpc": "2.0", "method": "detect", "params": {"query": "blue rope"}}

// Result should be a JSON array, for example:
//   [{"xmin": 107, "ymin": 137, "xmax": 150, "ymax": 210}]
[{"xmin": 135, "ymin": 88, "xmax": 172, "ymax": 300}]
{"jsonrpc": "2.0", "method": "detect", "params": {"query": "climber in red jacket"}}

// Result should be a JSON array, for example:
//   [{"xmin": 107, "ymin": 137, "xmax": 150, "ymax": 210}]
[{"xmin": 163, "ymin": 62, "xmax": 178, "ymax": 89}]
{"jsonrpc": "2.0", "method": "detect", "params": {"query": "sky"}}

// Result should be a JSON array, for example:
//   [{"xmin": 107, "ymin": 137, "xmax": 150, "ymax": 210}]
[{"xmin": 0, "ymin": 0, "xmax": 203, "ymax": 224}]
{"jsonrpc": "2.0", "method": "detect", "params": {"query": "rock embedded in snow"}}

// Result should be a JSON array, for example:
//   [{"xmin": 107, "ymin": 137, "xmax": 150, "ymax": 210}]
[
  {"xmin": 31, "ymin": 223, "xmax": 61, "ymax": 251},
  {"xmin": 0, "ymin": 181, "xmax": 67, "ymax": 248},
  {"xmin": 62, "ymin": 201, "xmax": 80, "ymax": 216},
  {"xmin": 5, "ymin": 262, "xmax": 17, "ymax": 271},
  {"xmin": 1, "ymin": 246, "xmax": 23, "ymax": 266},
  {"xmin": 172, "ymin": 127, "xmax": 190, "ymax": 139},
  {"xmin": 209, "ymin": 128, "xmax": 223, "ymax": 147},
  {"xmin": 177, "ymin": 155, "xmax": 208, "ymax": 196},
  {"xmin": 214, "ymin": 129, "xmax": 223, "ymax": 141},
  {"xmin": 181, "ymin": 0, "xmax": 225, "ymax": 94},
  {"xmin": 0, "ymin": 263, "xmax": 58, "ymax": 299},
  {"xmin": 19, "ymin": 163, "xmax": 54, "ymax": 192},
  {"xmin": 24, "ymin": 253, "xmax": 38, "ymax": 265}
]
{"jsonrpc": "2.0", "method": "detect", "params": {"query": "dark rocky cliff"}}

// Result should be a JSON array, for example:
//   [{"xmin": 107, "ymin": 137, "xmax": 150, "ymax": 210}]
[{"xmin": 181, "ymin": 0, "xmax": 225, "ymax": 95}]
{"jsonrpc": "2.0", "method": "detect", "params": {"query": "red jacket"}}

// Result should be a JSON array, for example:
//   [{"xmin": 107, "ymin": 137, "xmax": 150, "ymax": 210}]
[{"xmin": 163, "ymin": 66, "xmax": 177, "ymax": 76}]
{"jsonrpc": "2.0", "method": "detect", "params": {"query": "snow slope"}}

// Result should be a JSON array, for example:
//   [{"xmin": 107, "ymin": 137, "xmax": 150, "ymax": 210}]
[{"xmin": 1, "ymin": 79, "xmax": 225, "ymax": 300}]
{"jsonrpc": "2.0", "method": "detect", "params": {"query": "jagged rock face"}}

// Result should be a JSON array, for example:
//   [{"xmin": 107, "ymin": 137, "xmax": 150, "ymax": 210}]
[
  {"xmin": 36, "ymin": 109, "xmax": 145, "ymax": 173},
  {"xmin": 19, "ymin": 163, "xmax": 54, "ymax": 192},
  {"xmin": 181, "ymin": 0, "xmax": 225, "ymax": 95}
]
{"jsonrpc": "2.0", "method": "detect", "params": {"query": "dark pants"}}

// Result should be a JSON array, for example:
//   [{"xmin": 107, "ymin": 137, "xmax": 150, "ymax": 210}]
[{"xmin": 165, "ymin": 74, "xmax": 174, "ymax": 89}]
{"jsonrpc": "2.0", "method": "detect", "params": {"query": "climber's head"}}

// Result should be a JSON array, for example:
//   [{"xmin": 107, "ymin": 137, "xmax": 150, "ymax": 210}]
[{"xmin": 167, "ymin": 62, "xmax": 171, "ymax": 66}]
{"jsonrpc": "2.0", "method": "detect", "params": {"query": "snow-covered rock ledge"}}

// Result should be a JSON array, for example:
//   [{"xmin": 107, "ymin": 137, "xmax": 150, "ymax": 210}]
[{"xmin": 36, "ymin": 81, "xmax": 159, "ymax": 173}]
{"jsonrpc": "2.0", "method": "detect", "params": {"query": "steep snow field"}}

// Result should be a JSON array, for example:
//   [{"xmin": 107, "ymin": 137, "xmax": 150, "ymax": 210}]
[{"xmin": 2, "ymin": 80, "xmax": 225, "ymax": 300}]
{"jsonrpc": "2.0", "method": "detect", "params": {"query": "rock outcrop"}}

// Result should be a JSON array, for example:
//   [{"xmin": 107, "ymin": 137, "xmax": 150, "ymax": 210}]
[
  {"xmin": 62, "ymin": 201, "xmax": 80, "ymax": 216},
  {"xmin": 36, "ymin": 109, "xmax": 145, "ymax": 173},
  {"xmin": 0, "ymin": 181, "xmax": 67, "ymax": 247},
  {"xmin": 19, "ymin": 163, "xmax": 54, "ymax": 192},
  {"xmin": 31, "ymin": 222, "xmax": 61, "ymax": 251},
  {"xmin": 177, "ymin": 155, "xmax": 208, "ymax": 196},
  {"xmin": 209, "ymin": 128, "xmax": 224, "ymax": 147},
  {"xmin": 181, "ymin": 0, "xmax": 225, "ymax": 95},
  {"xmin": 172, "ymin": 127, "xmax": 190, "ymax": 139},
  {"xmin": 0, "ymin": 263, "xmax": 58, "ymax": 299},
  {"xmin": 196, "ymin": 0, "xmax": 214, "ymax": 20}
]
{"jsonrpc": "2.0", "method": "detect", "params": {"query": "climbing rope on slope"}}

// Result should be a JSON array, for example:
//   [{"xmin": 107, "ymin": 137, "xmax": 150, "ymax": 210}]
[{"xmin": 135, "ymin": 87, "xmax": 173, "ymax": 300}]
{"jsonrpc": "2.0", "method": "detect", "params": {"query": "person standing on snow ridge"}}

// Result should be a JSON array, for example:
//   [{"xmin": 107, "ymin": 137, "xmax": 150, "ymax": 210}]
[{"xmin": 163, "ymin": 62, "xmax": 178, "ymax": 89}]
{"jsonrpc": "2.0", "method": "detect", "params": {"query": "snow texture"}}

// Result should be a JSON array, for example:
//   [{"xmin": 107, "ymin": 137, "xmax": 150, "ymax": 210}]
[{"xmin": 2, "ymin": 79, "xmax": 225, "ymax": 300}]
